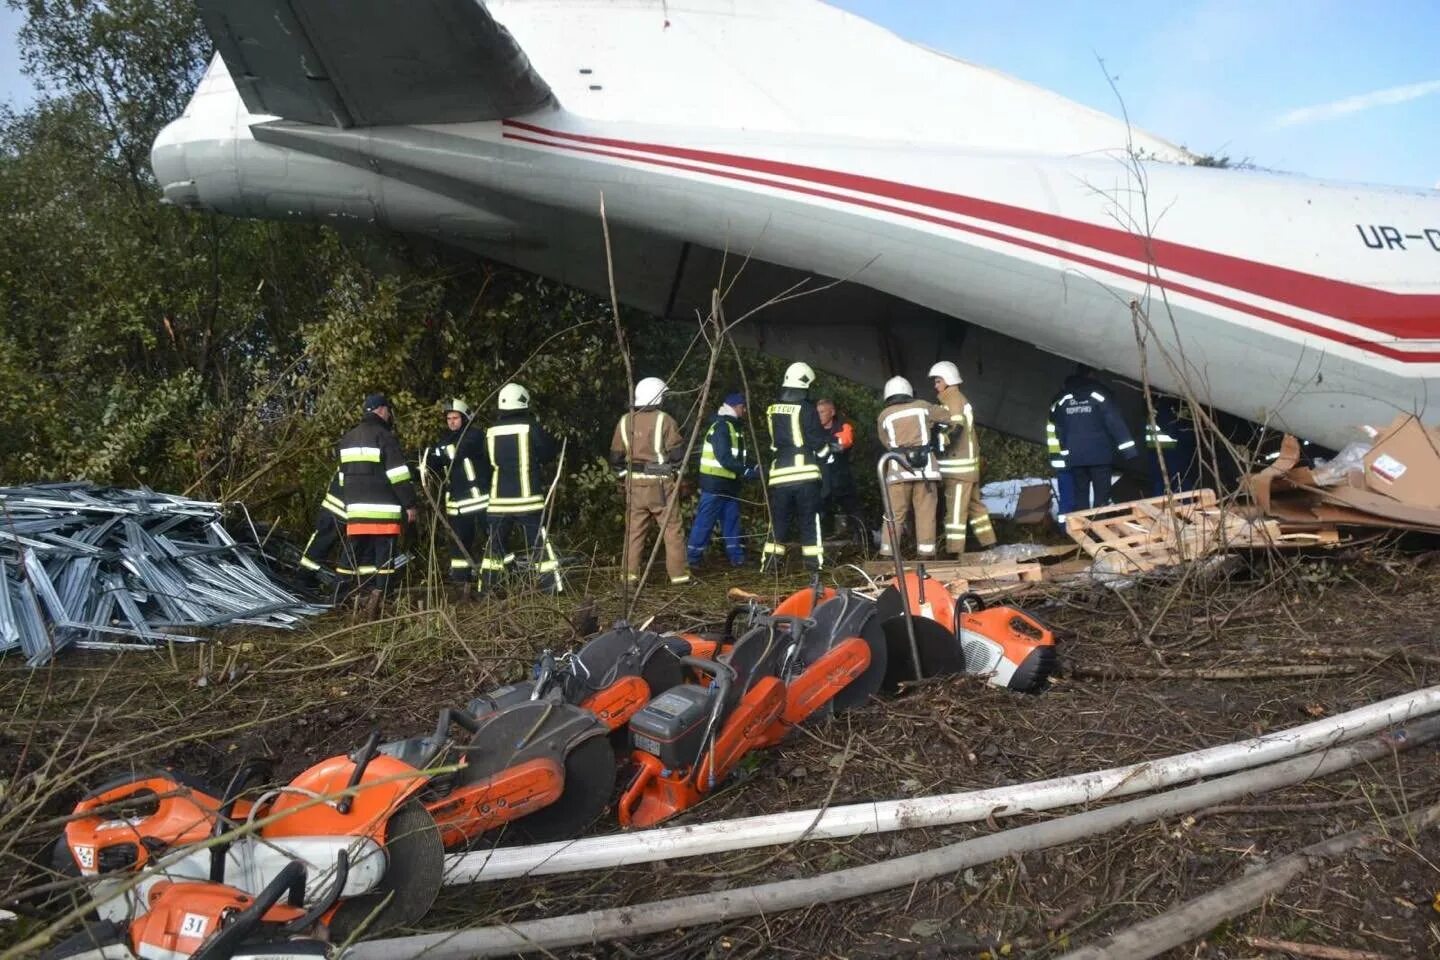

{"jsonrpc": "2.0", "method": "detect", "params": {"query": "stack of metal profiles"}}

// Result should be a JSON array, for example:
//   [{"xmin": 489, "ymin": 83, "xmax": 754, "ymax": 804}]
[{"xmin": 0, "ymin": 483, "xmax": 326, "ymax": 665}]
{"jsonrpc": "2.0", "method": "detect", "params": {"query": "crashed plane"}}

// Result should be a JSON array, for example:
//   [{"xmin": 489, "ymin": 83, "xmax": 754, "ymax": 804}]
[{"xmin": 150, "ymin": 0, "xmax": 1440, "ymax": 448}]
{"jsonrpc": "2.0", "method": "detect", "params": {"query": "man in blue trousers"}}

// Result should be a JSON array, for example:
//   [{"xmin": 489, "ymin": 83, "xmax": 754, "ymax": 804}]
[{"xmin": 687, "ymin": 392, "xmax": 758, "ymax": 567}]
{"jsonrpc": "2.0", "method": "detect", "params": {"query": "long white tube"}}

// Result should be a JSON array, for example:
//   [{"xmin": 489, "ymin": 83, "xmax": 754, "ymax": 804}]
[
  {"xmin": 444, "ymin": 683, "xmax": 1440, "ymax": 884},
  {"xmin": 354, "ymin": 717, "xmax": 1440, "ymax": 960}
]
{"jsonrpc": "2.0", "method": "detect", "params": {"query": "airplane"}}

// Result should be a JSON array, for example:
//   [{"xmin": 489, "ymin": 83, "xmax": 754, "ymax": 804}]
[{"xmin": 150, "ymin": 0, "xmax": 1440, "ymax": 452}]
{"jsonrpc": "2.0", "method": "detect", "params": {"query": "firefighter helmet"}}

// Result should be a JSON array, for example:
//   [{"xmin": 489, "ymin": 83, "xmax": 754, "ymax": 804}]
[
  {"xmin": 928, "ymin": 361, "xmax": 963, "ymax": 386},
  {"xmin": 634, "ymin": 377, "xmax": 667, "ymax": 407},
  {"xmin": 782, "ymin": 361, "xmax": 817, "ymax": 390},
  {"xmin": 883, "ymin": 376, "xmax": 914, "ymax": 400},
  {"xmin": 497, "ymin": 383, "xmax": 531, "ymax": 411},
  {"xmin": 444, "ymin": 398, "xmax": 471, "ymax": 418}
]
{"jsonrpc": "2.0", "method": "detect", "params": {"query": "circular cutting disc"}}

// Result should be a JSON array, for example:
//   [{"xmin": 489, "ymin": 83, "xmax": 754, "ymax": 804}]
[
  {"xmin": 802, "ymin": 594, "xmax": 888, "ymax": 712},
  {"xmin": 875, "ymin": 587, "xmax": 966, "ymax": 689},
  {"xmin": 499, "ymin": 735, "xmax": 616, "ymax": 844},
  {"xmin": 327, "ymin": 799, "xmax": 443, "ymax": 940}
]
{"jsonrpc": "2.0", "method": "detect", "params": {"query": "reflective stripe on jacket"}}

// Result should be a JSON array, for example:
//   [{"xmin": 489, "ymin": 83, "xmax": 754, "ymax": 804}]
[
  {"xmin": 765, "ymin": 391, "xmax": 827, "ymax": 486},
  {"xmin": 425, "ymin": 422, "xmax": 491, "ymax": 516},
  {"xmin": 1051, "ymin": 380, "xmax": 1138, "ymax": 468},
  {"xmin": 487, "ymin": 412, "xmax": 558, "ymax": 514},
  {"xmin": 337, "ymin": 412, "xmax": 415, "ymax": 534},
  {"xmin": 876, "ymin": 398, "xmax": 949, "ymax": 482},
  {"xmin": 935, "ymin": 384, "xmax": 979, "ymax": 480},
  {"xmin": 610, "ymin": 408, "xmax": 682, "ymax": 481}
]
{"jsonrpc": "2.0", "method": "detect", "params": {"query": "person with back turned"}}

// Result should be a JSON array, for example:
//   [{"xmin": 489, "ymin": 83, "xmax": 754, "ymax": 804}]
[
  {"xmin": 336, "ymin": 393, "xmax": 416, "ymax": 618},
  {"xmin": 875, "ymin": 376, "xmax": 950, "ymax": 560},
  {"xmin": 478, "ymin": 383, "xmax": 564, "ymax": 596},
  {"xmin": 611, "ymin": 376, "xmax": 691, "ymax": 586},
  {"xmin": 760, "ymin": 362, "xmax": 832, "ymax": 573}
]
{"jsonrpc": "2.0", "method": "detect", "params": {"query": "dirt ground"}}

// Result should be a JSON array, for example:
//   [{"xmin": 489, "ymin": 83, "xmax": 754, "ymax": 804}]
[{"xmin": 3, "ymin": 544, "xmax": 1439, "ymax": 959}]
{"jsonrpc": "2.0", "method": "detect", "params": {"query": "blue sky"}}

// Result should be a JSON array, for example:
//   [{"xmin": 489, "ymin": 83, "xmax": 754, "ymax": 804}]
[{"xmin": 3, "ymin": 0, "xmax": 1436, "ymax": 189}]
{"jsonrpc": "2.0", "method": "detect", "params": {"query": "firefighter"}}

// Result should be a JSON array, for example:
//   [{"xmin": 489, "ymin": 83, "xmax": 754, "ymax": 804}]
[
  {"xmin": 687, "ymin": 391, "xmax": 758, "ymax": 568},
  {"xmin": 929, "ymin": 361, "xmax": 995, "ymax": 553},
  {"xmin": 816, "ymin": 397, "xmax": 865, "ymax": 544},
  {"xmin": 423, "ymin": 398, "xmax": 490, "ymax": 590},
  {"xmin": 876, "ymin": 376, "xmax": 951, "ymax": 559},
  {"xmin": 1050, "ymin": 366, "xmax": 1138, "ymax": 512},
  {"xmin": 761, "ymin": 361, "xmax": 832, "ymax": 572},
  {"xmin": 611, "ymin": 376, "xmax": 691, "ymax": 585},
  {"xmin": 1046, "ymin": 381, "xmax": 1077, "ymax": 518},
  {"xmin": 298, "ymin": 471, "xmax": 349, "ymax": 583},
  {"xmin": 1143, "ymin": 394, "xmax": 1196, "ymax": 496},
  {"xmin": 336, "ymin": 393, "xmax": 417, "ymax": 617},
  {"xmin": 479, "ymin": 383, "xmax": 564, "ymax": 596}
]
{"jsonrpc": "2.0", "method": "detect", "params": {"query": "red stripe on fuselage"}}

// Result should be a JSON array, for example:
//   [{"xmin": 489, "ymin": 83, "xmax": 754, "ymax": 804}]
[
  {"xmin": 501, "ymin": 129, "xmax": 1440, "ymax": 363},
  {"xmin": 504, "ymin": 119, "xmax": 1440, "ymax": 348}
]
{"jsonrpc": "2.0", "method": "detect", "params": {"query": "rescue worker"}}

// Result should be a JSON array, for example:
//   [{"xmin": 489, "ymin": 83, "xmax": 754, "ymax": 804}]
[
  {"xmin": 336, "ymin": 393, "xmax": 417, "ymax": 617},
  {"xmin": 298, "ymin": 471, "xmax": 349, "ymax": 584},
  {"xmin": 1050, "ymin": 366, "xmax": 1138, "ymax": 513},
  {"xmin": 611, "ymin": 376, "xmax": 691, "ymax": 585},
  {"xmin": 1144, "ymin": 394, "xmax": 1195, "ymax": 496},
  {"xmin": 423, "ymin": 398, "xmax": 490, "ymax": 590},
  {"xmin": 929, "ymin": 361, "xmax": 995, "ymax": 553},
  {"xmin": 687, "ymin": 392, "xmax": 758, "ymax": 568},
  {"xmin": 816, "ymin": 398, "xmax": 864, "ymax": 544},
  {"xmin": 761, "ymin": 361, "xmax": 832, "ymax": 572},
  {"xmin": 479, "ymin": 383, "xmax": 564, "ymax": 596},
  {"xmin": 876, "ymin": 376, "xmax": 951, "ymax": 559},
  {"xmin": 1046, "ymin": 381, "xmax": 1078, "ymax": 518}
]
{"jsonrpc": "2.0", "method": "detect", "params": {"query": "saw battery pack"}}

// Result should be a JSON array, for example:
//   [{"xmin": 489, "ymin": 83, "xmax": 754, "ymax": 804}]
[{"xmin": 629, "ymin": 685, "xmax": 714, "ymax": 768}]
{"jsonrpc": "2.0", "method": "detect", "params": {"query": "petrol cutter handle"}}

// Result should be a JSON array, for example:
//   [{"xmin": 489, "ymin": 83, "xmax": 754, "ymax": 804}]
[
  {"xmin": 209, "ymin": 760, "xmax": 271, "ymax": 883},
  {"xmin": 415, "ymin": 707, "xmax": 483, "ymax": 771},
  {"xmin": 281, "ymin": 850, "xmax": 349, "ymax": 935},
  {"xmin": 337, "ymin": 731, "xmax": 382, "ymax": 815},
  {"xmin": 192, "ymin": 860, "xmax": 306, "ymax": 960},
  {"xmin": 676, "ymin": 657, "xmax": 735, "ymax": 789}
]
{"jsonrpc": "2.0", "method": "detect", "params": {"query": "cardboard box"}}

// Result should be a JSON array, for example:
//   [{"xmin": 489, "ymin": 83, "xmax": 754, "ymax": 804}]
[
  {"xmin": 1361, "ymin": 414, "xmax": 1440, "ymax": 508},
  {"xmin": 1012, "ymin": 483, "xmax": 1054, "ymax": 525}
]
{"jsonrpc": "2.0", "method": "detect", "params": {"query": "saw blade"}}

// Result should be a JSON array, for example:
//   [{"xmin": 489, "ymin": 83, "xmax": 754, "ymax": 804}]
[
  {"xmin": 326, "ymin": 800, "xmax": 443, "ymax": 940},
  {"xmin": 496, "ymin": 734, "xmax": 616, "ymax": 844},
  {"xmin": 876, "ymin": 586, "xmax": 964, "ymax": 688},
  {"xmin": 459, "ymin": 701, "xmax": 601, "ymax": 784}
]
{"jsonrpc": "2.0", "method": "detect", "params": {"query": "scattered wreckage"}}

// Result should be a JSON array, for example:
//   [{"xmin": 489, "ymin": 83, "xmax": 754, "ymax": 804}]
[{"xmin": 0, "ymin": 483, "xmax": 324, "ymax": 665}]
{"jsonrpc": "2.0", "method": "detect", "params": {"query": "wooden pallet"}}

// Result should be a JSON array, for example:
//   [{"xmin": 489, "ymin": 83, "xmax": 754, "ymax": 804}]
[
  {"xmin": 1064, "ymin": 490, "xmax": 1219, "ymax": 573},
  {"xmin": 1066, "ymin": 489, "xmax": 1342, "ymax": 574}
]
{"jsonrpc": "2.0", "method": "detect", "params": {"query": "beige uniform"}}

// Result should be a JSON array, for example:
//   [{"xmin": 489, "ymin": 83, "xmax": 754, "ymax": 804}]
[
  {"xmin": 611, "ymin": 408, "xmax": 690, "ymax": 584},
  {"xmin": 876, "ymin": 398, "xmax": 950, "ymax": 558},
  {"xmin": 936, "ymin": 384, "xmax": 995, "ymax": 552}
]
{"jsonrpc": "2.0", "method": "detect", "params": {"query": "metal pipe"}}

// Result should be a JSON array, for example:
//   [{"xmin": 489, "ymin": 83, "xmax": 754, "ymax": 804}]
[
  {"xmin": 355, "ymin": 718, "xmax": 1440, "ymax": 960},
  {"xmin": 437, "ymin": 683, "xmax": 1440, "ymax": 885},
  {"xmin": 875, "ymin": 451, "xmax": 923, "ymax": 682}
]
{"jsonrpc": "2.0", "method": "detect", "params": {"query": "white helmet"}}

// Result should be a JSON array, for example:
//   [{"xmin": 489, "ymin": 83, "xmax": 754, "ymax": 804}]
[
  {"xmin": 497, "ymin": 382, "xmax": 531, "ymax": 411},
  {"xmin": 633, "ymin": 376, "xmax": 667, "ymax": 407},
  {"xmin": 782, "ymin": 361, "xmax": 817, "ymax": 390},
  {"xmin": 444, "ymin": 398, "xmax": 471, "ymax": 418},
  {"xmin": 883, "ymin": 376, "xmax": 913, "ymax": 399},
  {"xmin": 928, "ymin": 361, "xmax": 962, "ymax": 386}
]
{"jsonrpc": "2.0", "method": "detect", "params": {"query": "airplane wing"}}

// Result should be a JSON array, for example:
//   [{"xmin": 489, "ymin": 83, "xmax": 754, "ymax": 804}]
[{"xmin": 196, "ymin": 0, "xmax": 553, "ymax": 127}]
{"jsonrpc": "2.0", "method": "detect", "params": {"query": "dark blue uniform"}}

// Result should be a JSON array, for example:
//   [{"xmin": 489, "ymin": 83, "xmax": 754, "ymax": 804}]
[{"xmin": 1049, "ymin": 376, "xmax": 1137, "ymax": 512}]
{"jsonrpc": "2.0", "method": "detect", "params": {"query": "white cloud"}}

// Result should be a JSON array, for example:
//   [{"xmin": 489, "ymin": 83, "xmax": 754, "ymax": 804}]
[{"xmin": 1276, "ymin": 79, "xmax": 1440, "ymax": 127}]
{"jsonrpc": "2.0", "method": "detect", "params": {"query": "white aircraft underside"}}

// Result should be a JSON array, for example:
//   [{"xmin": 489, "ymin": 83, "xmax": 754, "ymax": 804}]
[{"xmin": 152, "ymin": 0, "xmax": 1440, "ymax": 448}]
